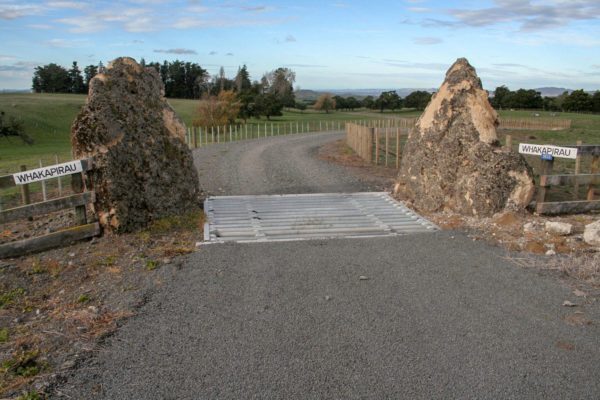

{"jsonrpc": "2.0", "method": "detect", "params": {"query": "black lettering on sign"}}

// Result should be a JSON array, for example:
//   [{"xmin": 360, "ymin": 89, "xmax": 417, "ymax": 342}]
[{"xmin": 12, "ymin": 160, "xmax": 83, "ymax": 185}]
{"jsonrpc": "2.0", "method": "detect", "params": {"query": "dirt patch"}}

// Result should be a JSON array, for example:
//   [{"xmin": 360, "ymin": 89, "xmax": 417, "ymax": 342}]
[
  {"xmin": 320, "ymin": 138, "xmax": 600, "ymax": 287},
  {"xmin": 0, "ymin": 210, "xmax": 204, "ymax": 398},
  {"xmin": 317, "ymin": 139, "xmax": 397, "ymax": 191}
]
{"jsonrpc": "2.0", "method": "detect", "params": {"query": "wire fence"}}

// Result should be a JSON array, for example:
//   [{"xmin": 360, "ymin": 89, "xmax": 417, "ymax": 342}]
[{"xmin": 184, "ymin": 118, "xmax": 418, "ymax": 148}]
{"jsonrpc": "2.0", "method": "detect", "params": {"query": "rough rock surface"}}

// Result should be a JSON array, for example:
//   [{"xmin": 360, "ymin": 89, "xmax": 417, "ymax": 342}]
[
  {"xmin": 583, "ymin": 220, "xmax": 600, "ymax": 246},
  {"xmin": 545, "ymin": 221, "xmax": 573, "ymax": 236},
  {"xmin": 396, "ymin": 58, "xmax": 535, "ymax": 216},
  {"xmin": 71, "ymin": 57, "xmax": 200, "ymax": 232}
]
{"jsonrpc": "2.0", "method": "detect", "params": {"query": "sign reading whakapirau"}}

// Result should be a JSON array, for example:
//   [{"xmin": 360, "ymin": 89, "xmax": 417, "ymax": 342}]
[
  {"xmin": 12, "ymin": 160, "xmax": 83, "ymax": 185},
  {"xmin": 518, "ymin": 143, "xmax": 578, "ymax": 160}
]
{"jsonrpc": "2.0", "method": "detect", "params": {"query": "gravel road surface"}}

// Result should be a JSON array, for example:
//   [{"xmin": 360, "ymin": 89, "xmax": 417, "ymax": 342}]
[
  {"xmin": 193, "ymin": 131, "xmax": 385, "ymax": 195},
  {"xmin": 59, "ymin": 132, "xmax": 600, "ymax": 399}
]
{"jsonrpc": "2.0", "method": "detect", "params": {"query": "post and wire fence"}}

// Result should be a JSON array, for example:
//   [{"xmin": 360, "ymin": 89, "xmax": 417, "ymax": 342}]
[
  {"xmin": 184, "ymin": 119, "xmax": 419, "ymax": 149},
  {"xmin": 345, "ymin": 119, "xmax": 417, "ymax": 169}
]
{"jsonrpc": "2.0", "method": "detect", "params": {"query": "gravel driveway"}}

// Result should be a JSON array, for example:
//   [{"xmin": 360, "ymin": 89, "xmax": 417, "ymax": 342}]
[
  {"xmin": 192, "ymin": 131, "xmax": 382, "ymax": 195},
  {"xmin": 58, "ymin": 132, "xmax": 600, "ymax": 399}
]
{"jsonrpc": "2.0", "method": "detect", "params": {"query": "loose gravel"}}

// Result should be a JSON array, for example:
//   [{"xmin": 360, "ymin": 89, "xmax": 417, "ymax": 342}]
[
  {"xmin": 193, "ymin": 131, "xmax": 381, "ymax": 196},
  {"xmin": 56, "ymin": 132, "xmax": 600, "ymax": 399}
]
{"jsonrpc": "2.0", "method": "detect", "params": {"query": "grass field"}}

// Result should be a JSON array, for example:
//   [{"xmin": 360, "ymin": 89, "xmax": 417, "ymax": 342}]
[
  {"xmin": 1, "ymin": 92, "xmax": 599, "ymax": 177},
  {"xmin": 0, "ymin": 93, "xmax": 381, "ymax": 175}
]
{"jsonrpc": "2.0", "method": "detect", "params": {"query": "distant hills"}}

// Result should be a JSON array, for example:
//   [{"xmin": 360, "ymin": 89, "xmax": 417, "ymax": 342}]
[
  {"xmin": 0, "ymin": 89, "xmax": 31, "ymax": 93},
  {"xmin": 295, "ymin": 87, "xmax": 590, "ymax": 101},
  {"xmin": 295, "ymin": 88, "xmax": 437, "ymax": 101},
  {"xmin": 0, "ymin": 87, "xmax": 592, "ymax": 99},
  {"xmin": 529, "ymin": 87, "xmax": 572, "ymax": 97}
]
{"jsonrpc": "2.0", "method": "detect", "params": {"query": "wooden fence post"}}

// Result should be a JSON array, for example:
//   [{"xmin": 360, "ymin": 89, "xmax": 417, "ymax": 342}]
[
  {"xmin": 536, "ymin": 157, "xmax": 554, "ymax": 211},
  {"xmin": 385, "ymin": 129, "xmax": 389, "ymax": 166},
  {"xmin": 71, "ymin": 172, "xmax": 87, "ymax": 225},
  {"xmin": 573, "ymin": 140, "xmax": 582, "ymax": 200},
  {"xmin": 374, "ymin": 129, "xmax": 379, "ymax": 165},
  {"xmin": 55, "ymin": 155, "xmax": 63, "ymax": 196},
  {"xmin": 505, "ymin": 134, "xmax": 512, "ymax": 152},
  {"xmin": 39, "ymin": 160, "xmax": 47, "ymax": 201},
  {"xmin": 588, "ymin": 155, "xmax": 599, "ymax": 201},
  {"xmin": 368, "ymin": 127, "xmax": 374, "ymax": 163},
  {"xmin": 19, "ymin": 165, "xmax": 31, "ymax": 205},
  {"xmin": 396, "ymin": 128, "xmax": 400, "ymax": 169}
]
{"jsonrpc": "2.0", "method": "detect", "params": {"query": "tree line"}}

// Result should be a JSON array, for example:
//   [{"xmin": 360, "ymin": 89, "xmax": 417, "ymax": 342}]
[
  {"xmin": 310, "ymin": 90, "xmax": 433, "ymax": 113},
  {"xmin": 31, "ymin": 60, "xmax": 297, "ymax": 124},
  {"xmin": 491, "ymin": 86, "xmax": 600, "ymax": 112}
]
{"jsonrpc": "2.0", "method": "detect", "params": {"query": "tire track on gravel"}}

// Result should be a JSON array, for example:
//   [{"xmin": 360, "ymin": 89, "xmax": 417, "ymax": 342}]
[{"xmin": 193, "ymin": 131, "xmax": 378, "ymax": 196}]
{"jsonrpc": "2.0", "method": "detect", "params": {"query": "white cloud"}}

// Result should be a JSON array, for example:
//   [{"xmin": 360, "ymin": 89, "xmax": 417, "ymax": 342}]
[
  {"xmin": 44, "ymin": 38, "xmax": 89, "ymax": 48},
  {"xmin": 446, "ymin": 0, "xmax": 600, "ymax": 31},
  {"xmin": 56, "ymin": 16, "xmax": 106, "ymax": 32},
  {"xmin": 0, "ymin": 54, "xmax": 16, "ymax": 62},
  {"xmin": 154, "ymin": 48, "xmax": 198, "ymax": 55},
  {"xmin": 123, "ymin": 16, "xmax": 157, "ymax": 32},
  {"xmin": 407, "ymin": 7, "xmax": 430, "ymax": 13},
  {"xmin": 285, "ymin": 34, "xmax": 296, "ymax": 42},
  {"xmin": 413, "ymin": 37, "xmax": 443, "ymax": 45},
  {"xmin": 46, "ymin": 1, "xmax": 87, "ymax": 9},
  {"xmin": 0, "ymin": 2, "xmax": 44, "ymax": 19},
  {"xmin": 28, "ymin": 23, "xmax": 53, "ymax": 29}
]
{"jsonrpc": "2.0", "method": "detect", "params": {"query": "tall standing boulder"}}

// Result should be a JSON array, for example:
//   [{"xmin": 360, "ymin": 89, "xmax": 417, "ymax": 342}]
[
  {"xmin": 71, "ymin": 57, "xmax": 200, "ymax": 232},
  {"xmin": 396, "ymin": 58, "xmax": 535, "ymax": 216}
]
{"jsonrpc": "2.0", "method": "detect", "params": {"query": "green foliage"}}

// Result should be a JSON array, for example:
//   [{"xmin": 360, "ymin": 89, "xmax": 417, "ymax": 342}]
[
  {"xmin": 145, "ymin": 210, "xmax": 203, "ymax": 234},
  {"xmin": 265, "ymin": 67, "xmax": 296, "ymax": 107},
  {"xmin": 345, "ymin": 97, "xmax": 361, "ymax": 110},
  {"xmin": 362, "ymin": 95, "xmax": 375, "ymax": 109},
  {"xmin": 145, "ymin": 260, "xmax": 158, "ymax": 271},
  {"xmin": 404, "ymin": 91, "xmax": 431, "ymax": 111},
  {"xmin": 17, "ymin": 391, "xmax": 41, "ymax": 400},
  {"xmin": 491, "ymin": 86, "xmax": 543, "ymax": 110},
  {"xmin": 374, "ymin": 91, "xmax": 402, "ymax": 112},
  {"xmin": 0, "ymin": 287, "xmax": 25, "ymax": 308},
  {"xmin": 1, "ymin": 349, "xmax": 42, "ymax": 378},
  {"xmin": 0, "ymin": 110, "xmax": 33, "ymax": 145},
  {"xmin": 146, "ymin": 60, "xmax": 208, "ymax": 99},
  {"xmin": 83, "ymin": 64, "xmax": 98, "ymax": 92},
  {"xmin": 77, "ymin": 294, "xmax": 91, "ymax": 304},
  {"xmin": 30, "ymin": 258, "xmax": 45, "ymax": 275},
  {"xmin": 314, "ymin": 93, "xmax": 336, "ymax": 113},
  {"xmin": 254, "ymin": 93, "xmax": 284, "ymax": 120},
  {"xmin": 0, "ymin": 328, "xmax": 8, "ymax": 343},
  {"xmin": 68, "ymin": 61, "xmax": 85, "ymax": 94},
  {"xmin": 295, "ymin": 101, "xmax": 307, "ymax": 112},
  {"xmin": 234, "ymin": 65, "xmax": 252, "ymax": 93},
  {"xmin": 32, "ymin": 63, "xmax": 70, "ymax": 93},
  {"xmin": 563, "ymin": 89, "xmax": 593, "ymax": 112},
  {"xmin": 593, "ymin": 91, "xmax": 600, "ymax": 113}
]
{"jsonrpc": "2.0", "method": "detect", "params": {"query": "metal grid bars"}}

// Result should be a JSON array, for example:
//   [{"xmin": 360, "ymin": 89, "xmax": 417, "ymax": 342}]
[{"xmin": 203, "ymin": 192, "xmax": 438, "ymax": 243}]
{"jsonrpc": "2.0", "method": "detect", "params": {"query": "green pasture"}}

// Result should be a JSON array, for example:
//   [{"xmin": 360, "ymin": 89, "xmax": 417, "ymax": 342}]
[{"xmin": 1, "ymin": 92, "xmax": 599, "ymax": 178}]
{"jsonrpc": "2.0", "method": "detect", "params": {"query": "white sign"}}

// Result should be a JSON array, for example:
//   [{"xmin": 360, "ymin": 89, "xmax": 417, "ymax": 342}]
[
  {"xmin": 518, "ymin": 143, "xmax": 578, "ymax": 160},
  {"xmin": 13, "ymin": 160, "xmax": 83, "ymax": 185}
]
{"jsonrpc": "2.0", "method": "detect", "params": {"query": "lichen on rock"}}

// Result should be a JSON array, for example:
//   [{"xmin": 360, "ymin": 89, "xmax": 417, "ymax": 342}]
[
  {"xmin": 71, "ymin": 57, "xmax": 200, "ymax": 232},
  {"xmin": 396, "ymin": 58, "xmax": 535, "ymax": 216}
]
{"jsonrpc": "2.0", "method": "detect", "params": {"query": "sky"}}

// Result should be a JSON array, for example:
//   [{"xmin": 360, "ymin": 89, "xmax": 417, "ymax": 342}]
[{"xmin": 0, "ymin": 0, "xmax": 599, "ymax": 91}]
